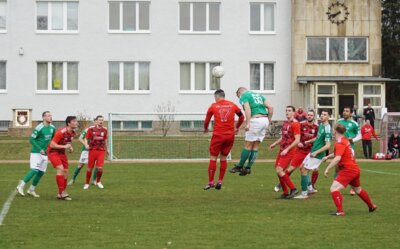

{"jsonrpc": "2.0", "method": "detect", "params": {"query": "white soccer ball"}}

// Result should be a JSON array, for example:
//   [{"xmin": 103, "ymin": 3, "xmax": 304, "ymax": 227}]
[{"xmin": 212, "ymin": 66, "xmax": 225, "ymax": 78}]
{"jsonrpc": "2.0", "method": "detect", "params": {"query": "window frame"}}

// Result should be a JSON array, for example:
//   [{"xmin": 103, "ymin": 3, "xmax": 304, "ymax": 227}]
[
  {"xmin": 112, "ymin": 120, "xmax": 153, "ymax": 131},
  {"xmin": 107, "ymin": 61, "xmax": 151, "ymax": 94},
  {"xmin": 178, "ymin": 1, "xmax": 221, "ymax": 34},
  {"xmin": 35, "ymin": 1, "xmax": 79, "ymax": 34},
  {"xmin": 0, "ymin": 0, "xmax": 7, "ymax": 33},
  {"xmin": 306, "ymin": 37, "xmax": 369, "ymax": 63},
  {"xmin": 179, "ymin": 61, "xmax": 222, "ymax": 94},
  {"xmin": 36, "ymin": 61, "xmax": 79, "ymax": 94},
  {"xmin": 249, "ymin": 1, "xmax": 277, "ymax": 35},
  {"xmin": 108, "ymin": 1, "xmax": 151, "ymax": 34},
  {"xmin": 249, "ymin": 61, "xmax": 276, "ymax": 93},
  {"xmin": 0, "ymin": 60, "xmax": 6, "ymax": 93}
]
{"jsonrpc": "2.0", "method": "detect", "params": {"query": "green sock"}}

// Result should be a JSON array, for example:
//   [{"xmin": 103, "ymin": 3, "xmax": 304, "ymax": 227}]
[
  {"xmin": 301, "ymin": 175, "xmax": 309, "ymax": 192},
  {"xmin": 32, "ymin": 170, "xmax": 44, "ymax": 187},
  {"xmin": 237, "ymin": 149, "xmax": 251, "ymax": 167},
  {"xmin": 22, "ymin": 169, "xmax": 39, "ymax": 183},
  {"xmin": 308, "ymin": 174, "xmax": 312, "ymax": 187},
  {"xmin": 246, "ymin": 150, "xmax": 258, "ymax": 169},
  {"xmin": 72, "ymin": 167, "xmax": 82, "ymax": 181},
  {"xmin": 92, "ymin": 167, "xmax": 98, "ymax": 181}
]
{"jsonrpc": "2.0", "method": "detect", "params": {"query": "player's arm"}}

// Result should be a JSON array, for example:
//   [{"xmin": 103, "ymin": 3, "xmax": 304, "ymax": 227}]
[
  {"xmin": 264, "ymin": 100, "xmax": 274, "ymax": 123},
  {"xmin": 351, "ymin": 125, "xmax": 361, "ymax": 143},
  {"xmin": 84, "ymin": 129, "xmax": 92, "ymax": 150},
  {"xmin": 304, "ymin": 137, "xmax": 317, "ymax": 145},
  {"xmin": 204, "ymin": 108, "xmax": 213, "ymax": 134},
  {"xmin": 79, "ymin": 133, "xmax": 86, "ymax": 145},
  {"xmin": 324, "ymin": 155, "xmax": 341, "ymax": 177},
  {"xmin": 372, "ymin": 128, "xmax": 379, "ymax": 140},
  {"xmin": 50, "ymin": 133, "xmax": 71, "ymax": 150},
  {"xmin": 29, "ymin": 129, "xmax": 44, "ymax": 154},
  {"xmin": 281, "ymin": 133, "xmax": 300, "ymax": 155},
  {"xmin": 235, "ymin": 109, "xmax": 244, "ymax": 134},
  {"xmin": 269, "ymin": 137, "xmax": 282, "ymax": 150},
  {"xmin": 322, "ymin": 152, "xmax": 335, "ymax": 162},
  {"xmin": 243, "ymin": 102, "xmax": 251, "ymax": 131},
  {"xmin": 310, "ymin": 141, "xmax": 331, "ymax": 158}
]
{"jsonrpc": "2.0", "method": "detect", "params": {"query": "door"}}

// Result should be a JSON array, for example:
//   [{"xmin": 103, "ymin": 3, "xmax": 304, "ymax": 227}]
[{"xmin": 338, "ymin": 94, "xmax": 355, "ymax": 118}]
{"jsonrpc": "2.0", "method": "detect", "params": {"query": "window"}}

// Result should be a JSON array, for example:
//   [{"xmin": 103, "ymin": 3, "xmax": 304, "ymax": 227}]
[
  {"xmin": 179, "ymin": 2, "xmax": 220, "ymax": 33},
  {"xmin": 0, "ymin": 1, "xmax": 6, "ymax": 31},
  {"xmin": 180, "ymin": 62, "xmax": 221, "ymax": 92},
  {"xmin": 109, "ymin": 1, "xmax": 150, "ymax": 32},
  {"xmin": 250, "ymin": 2, "xmax": 276, "ymax": 33},
  {"xmin": 108, "ymin": 62, "xmax": 150, "ymax": 92},
  {"xmin": 363, "ymin": 84, "xmax": 383, "ymax": 118},
  {"xmin": 0, "ymin": 61, "xmax": 5, "ymax": 91},
  {"xmin": 112, "ymin": 120, "xmax": 152, "ymax": 131},
  {"xmin": 307, "ymin": 37, "xmax": 368, "ymax": 62},
  {"xmin": 36, "ymin": 62, "xmax": 78, "ymax": 93},
  {"xmin": 180, "ymin": 120, "xmax": 204, "ymax": 131},
  {"xmin": 36, "ymin": 1, "xmax": 78, "ymax": 32},
  {"xmin": 249, "ymin": 63, "xmax": 274, "ymax": 91}
]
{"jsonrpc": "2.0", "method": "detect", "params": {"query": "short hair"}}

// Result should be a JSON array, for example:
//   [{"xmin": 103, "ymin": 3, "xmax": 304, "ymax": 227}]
[
  {"xmin": 65, "ymin": 116, "xmax": 77, "ymax": 126},
  {"xmin": 335, "ymin": 123, "xmax": 346, "ymax": 135},
  {"xmin": 42, "ymin": 111, "xmax": 50, "ymax": 118},
  {"xmin": 94, "ymin": 115, "xmax": 104, "ymax": 121},
  {"xmin": 214, "ymin": 89, "xmax": 225, "ymax": 98},
  {"xmin": 343, "ymin": 106, "xmax": 352, "ymax": 112},
  {"xmin": 236, "ymin": 87, "xmax": 247, "ymax": 95},
  {"xmin": 286, "ymin": 105, "xmax": 295, "ymax": 112},
  {"xmin": 320, "ymin": 109, "xmax": 331, "ymax": 116},
  {"xmin": 307, "ymin": 109, "xmax": 315, "ymax": 115}
]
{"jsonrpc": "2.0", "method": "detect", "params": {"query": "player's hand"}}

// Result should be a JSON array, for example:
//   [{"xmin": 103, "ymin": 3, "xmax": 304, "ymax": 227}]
[
  {"xmin": 280, "ymin": 149, "xmax": 288, "ymax": 156},
  {"xmin": 69, "ymin": 147, "xmax": 73, "ymax": 153},
  {"xmin": 310, "ymin": 152, "xmax": 316, "ymax": 158},
  {"xmin": 298, "ymin": 142, "xmax": 304, "ymax": 148},
  {"xmin": 269, "ymin": 144, "xmax": 275, "ymax": 150},
  {"xmin": 234, "ymin": 128, "xmax": 239, "ymax": 135},
  {"xmin": 40, "ymin": 150, "xmax": 45, "ymax": 155},
  {"xmin": 204, "ymin": 129, "xmax": 209, "ymax": 134},
  {"xmin": 245, "ymin": 124, "xmax": 250, "ymax": 131},
  {"xmin": 85, "ymin": 144, "xmax": 89, "ymax": 150},
  {"xmin": 322, "ymin": 156, "xmax": 328, "ymax": 162},
  {"xmin": 65, "ymin": 144, "xmax": 72, "ymax": 149},
  {"xmin": 324, "ymin": 169, "xmax": 329, "ymax": 177}
]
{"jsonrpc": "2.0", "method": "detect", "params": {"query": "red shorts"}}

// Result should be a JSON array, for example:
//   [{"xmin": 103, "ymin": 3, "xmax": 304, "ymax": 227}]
[
  {"xmin": 275, "ymin": 149, "xmax": 296, "ymax": 169},
  {"xmin": 335, "ymin": 169, "xmax": 361, "ymax": 188},
  {"xmin": 209, "ymin": 133, "xmax": 235, "ymax": 157},
  {"xmin": 88, "ymin": 150, "xmax": 105, "ymax": 168},
  {"xmin": 48, "ymin": 152, "xmax": 68, "ymax": 169},
  {"xmin": 291, "ymin": 149, "xmax": 310, "ymax": 168}
]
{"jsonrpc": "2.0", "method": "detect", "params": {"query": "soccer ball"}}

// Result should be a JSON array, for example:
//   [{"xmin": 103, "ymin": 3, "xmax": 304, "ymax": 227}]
[{"xmin": 212, "ymin": 66, "xmax": 225, "ymax": 78}]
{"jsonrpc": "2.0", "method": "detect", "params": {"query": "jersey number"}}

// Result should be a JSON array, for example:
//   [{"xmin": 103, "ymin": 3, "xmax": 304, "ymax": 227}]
[
  {"xmin": 219, "ymin": 108, "xmax": 231, "ymax": 122},
  {"xmin": 252, "ymin": 94, "xmax": 263, "ymax": 104}
]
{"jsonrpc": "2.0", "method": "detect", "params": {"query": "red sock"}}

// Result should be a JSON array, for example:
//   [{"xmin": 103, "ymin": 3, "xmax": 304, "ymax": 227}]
[
  {"xmin": 56, "ymin": 175, "xmax": 64, "ymax": 194},
  {"xmin": 357, "ymin": 189, "xmax": 374, "ymax": 208},
  {"xmin": 283, "ymin": 173, "xmax": 296, "ymax": 190},
  {"xmin": 331, "ymin": 191, "xmax": 343, "ymax": 212},
  {"xmin": 311, "ymin": 171, "xmax": 319, "ymax": 188},
  {"xmin": 285, "ymin": 170, "xmax": 292, "ymax": 176},
  {"xmin": 208, "ymin": 160, "xmax": 217, "ymax": 184},
  {"xmin": 218, "ymin": 160, "xmax": 227, "ymax": 183},
  {"xmin": 86, "ymin": 170, "xmax": 92, "ymax": 184},
  {"xmin": 279, "ymin": 176, "xmax": 288, "ymax": 195},
  {"xmin": 96, "ymin": 168, "xmax": 103, "ymax": 183}
]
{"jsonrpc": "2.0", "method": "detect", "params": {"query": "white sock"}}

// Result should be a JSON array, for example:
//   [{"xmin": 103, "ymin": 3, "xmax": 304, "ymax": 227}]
[
  {"xmin": 19, "ymin": 180, "xmax": 26, "ymax": 187},
  {"xmin": 28, "ymin": 185, "xmax": 35, "ymax": 191}
]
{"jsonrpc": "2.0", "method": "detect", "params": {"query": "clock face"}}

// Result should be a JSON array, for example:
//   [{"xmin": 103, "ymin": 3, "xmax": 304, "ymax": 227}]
[{"xmin": 326, "ymin": 1, "xmax": 350, "ymax": 25}]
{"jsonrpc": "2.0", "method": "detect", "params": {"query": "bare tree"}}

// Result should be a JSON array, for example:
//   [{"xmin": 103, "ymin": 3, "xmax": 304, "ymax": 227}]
[
  {"xmin": 76, "ymin": 111, "xmax": 92, "ymax": 135},
  {"xmin": 155, "ymin": 102, "xmax": 175, "ymax": 137}
]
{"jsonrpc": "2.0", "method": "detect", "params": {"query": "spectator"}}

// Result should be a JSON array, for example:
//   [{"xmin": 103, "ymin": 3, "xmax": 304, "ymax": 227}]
[
  {"xmin": 361, "ymin": 120, "xmax": 378, "ymax": 159},
  {"xmin": 388, "ymin": 130, "xmax": 400, "ymax": 159},
  {"xmin": 352, "ymin": 104, "xmax": 361, "ymax": 123},
  {"xmin": 294, "ymin": 106, "xmax": 307, "ymax": 122},
  {"xmin": 363, "ymin": 103, "xmax": 376, "ymax": 128}
]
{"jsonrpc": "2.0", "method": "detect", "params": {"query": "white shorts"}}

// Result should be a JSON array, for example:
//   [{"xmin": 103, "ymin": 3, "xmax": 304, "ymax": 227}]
[
  {"xmin": 30, "ymin": 153, "xmax": 48, "ymax": 172},
  {"xmin": 79, "ymin": 150, "xmax": 89, "ymax": 164},
  {"xmin": 302, "ymin": 154, "xmax": 323, "ymax": 170},
  {"xmin": 245, "ymin": 117, "xmax": 269, "ymax": 142}
]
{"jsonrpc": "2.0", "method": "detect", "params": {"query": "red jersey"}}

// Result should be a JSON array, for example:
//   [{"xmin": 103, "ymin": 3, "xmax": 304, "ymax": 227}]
[
  {"xmin": 298, "ymin": 121, "xmax": 319, "ymax": 151},
  {"xmin": 361, "ymin": 124, "xmax": 378, "ymax": 141},
  {"xmin": 47, "ymin": 127, "xmax": 75, "ymax": 154},
  {"xmin": 86, "ymin": 126, "xmax": 108, "ymax": 151},
  {"xmin": 280, "ymin": 119, "xmax": 301, "ymax": 151},
  {"xmin": 334, "ymin": 137, "xmax": 359, "ymax": 171},
  {"xmin": 294, "ymin": 111, "xmax": 306, "ymax": 122},
  {"xmin": 204, "ymin": 99, "xmax": 244, "ymax": 135}
]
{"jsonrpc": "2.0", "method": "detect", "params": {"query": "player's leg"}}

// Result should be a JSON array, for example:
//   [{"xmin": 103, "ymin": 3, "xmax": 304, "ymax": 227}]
[
  {"xmin": 216, "ymin": 136, "xmax": 234, "ymax": 189},
  {"xmin": 61, "ymin": 155, "xmax": 69, "ymax": 194},
  {"xmin": 205, "ymin": 135, "xmax": 220, "ymax": 190},
  {"xmin": 92, "ymin": 167, "xmax": 98, "ymax": 185},
  {"xmin": 69, "ymin": 151, "xmax": 88, "ymax": 185},
  {"xmin": 27, "ymin": 154, "xmax": 48, "ymax": 198},
  {"xmin": 230, "ymin": 141, "xmax": 253, "ymax": 173},
  {"xmin": 95, "ymin": 151, "xmax": 105, "ymax": 189},
  {"xmin": 241, "ymin": 141, "xmax": 260, "ymax": 175},
  {"xmin": 362, "ymin": 140, "xmax": 368, "ymax": 159},
  {"xmin": 275, "ymin": 165, "xmax": 289, "ymax": 198},
  {"xmin": 311, "ymin": 169, "xmax": 319, "ymax": 190},
  {"xmin": 367, "ymin": 140, "xmax": 372, "ymax": 159},
  {"xmin": 84, "ymin": 151, "xmax": 96, "ymax": 189},
  {"xmin": 16, "ymin": 153, "xmax": 42, "ymax": 196},
  {"xmin": 294, "ymin": 166, "xmax": 309, "ymax": 199},
  {"xmin": 330, "ymin": 180, "xmax": 345, "ymax": 216},
  {"xmin": 352, "ymin": 177, "xmax": 377, "ymax": 212}
]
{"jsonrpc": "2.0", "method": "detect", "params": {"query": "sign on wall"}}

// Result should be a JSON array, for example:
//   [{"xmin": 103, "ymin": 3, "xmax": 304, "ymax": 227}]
[{"xmin": 13, "ymin": 109, "xmax": 31, "ymax": 128}]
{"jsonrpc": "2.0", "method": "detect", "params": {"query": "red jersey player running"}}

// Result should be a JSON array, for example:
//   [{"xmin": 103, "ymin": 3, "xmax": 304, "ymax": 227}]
[
  {"xmin": 323, "ymin": 124, "xmax": 377, "ymax": 216},
  {"xmin": 48, "ymin": 116, "xmax": 78, "ymax": 201},
  {"xmin": 270, "ymin": 106, "xmax": 301, "ymax": 199},
  {"xmin": 83, "ymin": 115, "xmax": 108, "ymax": 190},
  {"xmin": 203, "ymin": 89, "xmax": 244, "ymax": 190}
]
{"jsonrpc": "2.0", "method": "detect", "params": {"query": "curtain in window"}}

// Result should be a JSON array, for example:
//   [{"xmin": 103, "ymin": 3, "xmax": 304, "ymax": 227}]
[
  {"xmin": 123, "ymin": 2, "xmax": 136, "ymax": 31},
  {"xmin": 179, "ymin": 3, "xmax": 190, "ymax": 30},
  {"xmin": 0, "ymin": 62, "xmax": 5, "ymax": 89},
  {"xmin": 250, "ymin": 3, "xmax": 260, "ymax": 31},
  {"xmin": 51, "ymin": 2, "xmax": 63, "ymax": 30},
  {"xmin": 180, "ymin": 63, "xmax": 190, "ymax": 90},
  {"xmin": 209, "ymin": 63, "xmax": 220, "ymax": 90},
  {"xmin": 329, "ymin": 38, "xmax": 345, "ymax": 61},
  {"xmin": 363, "ymin": 85, "xmax": 381, "ymax": 95},
  {"xmin": 67, "ymin": 62, "xmax": 78, "ymax": 90},
  {"xmin": 193, "ymin": 3, "xmax": 206, "ymax": 31},
  {"xmin": 109, "ymin": 2, "xmax": 120, "ymax": 30},
  {"xmin": 0, "ymin": 2, "xmax": 6, "ymax": 30},
  {"xmin": 307, "ymin": 38, "xmax": 326, "ymax": 60},
  {"xmin": 250, "ymin": 64, "xmax": 260, "ymax": 90},
  {"xmin": 52, "ymin": 62, "xmax": 63, "ymax": 90},
  {"xmin": 348, "ymin": 38, "xmax": 367, "ymax": 60},
  {"xmin": 195, "ymin": 63, "xmax": 206, "ymax": 90},
  {"xmin": 37, "ymin": 63, "xmax": 48, "ymax": 90},
  {"xmin": 109, "ymin": 62, "xmax": 120, "ymax": 90},
  {"xmin": 67, "ymin": 2, "xmax": 78, "ymax": 30},
  {"xmin": 139, "ymin": 2, "xmax": 150, "ymax": 30},
  {"xmin": 209, "ymin": 3, "xmax": 220, "ymax": 31},
  {"xmin": 264, "ymin": 64, "xmax": 274, "ymax": 90},
  {"xmin": 264, "ymin": 4, "xmax": 274, "ymax": 31},
  {"xmin": 139, "ymin": 63, "xmax": 150, "ymax": 90},
  {"xmin": 37, "ymin": 2, "xmax": 48, "ymax": 30},
  {"xmin": 123, "ymin": 62, "xmax": 135, "ymax": 90}
]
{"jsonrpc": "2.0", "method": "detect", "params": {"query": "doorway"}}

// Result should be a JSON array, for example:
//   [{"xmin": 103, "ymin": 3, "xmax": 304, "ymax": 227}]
[{"xmin": 339, "ymin": 94, "xmax": 355, "ymax": 118}]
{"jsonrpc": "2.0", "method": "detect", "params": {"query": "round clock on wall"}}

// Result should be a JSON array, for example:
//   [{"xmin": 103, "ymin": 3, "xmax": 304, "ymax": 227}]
[{"xmin": 326, "ymin": 1, "xmax": 350, "ymax": 25}]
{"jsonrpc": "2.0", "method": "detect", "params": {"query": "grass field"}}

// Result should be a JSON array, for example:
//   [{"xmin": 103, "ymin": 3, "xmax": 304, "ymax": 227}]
[{"xmin": 0, "ymin": 161, "xmax": 399, "ymax": 249}]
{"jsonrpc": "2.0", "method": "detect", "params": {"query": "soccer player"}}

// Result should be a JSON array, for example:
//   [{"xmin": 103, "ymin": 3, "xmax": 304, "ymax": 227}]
[
  {"xmin": 270, "ymin": 106, "xmax": 300, "ymax": 199},
  {"xmin": 229, "ymin": 87, "xmax": 274, "ymax": 176},
  {"xmin": 294, "ymin": 109, "xmax": 331, "ymax": 199},
  {"xmin": 337, "ymin": 106, "xmax": 361, "ymax": 195},
  {"xmin": 273, "ymin": 110, "xmax": 319, "ymax": 192},
  {"xmin": 16, "ymin": 111, "xmax": 55, "ymax": 197},
  {"xmin": 203, "ymin": 89, "xmax": 244, "ymax": 190},
  {"xmin": 83, "ymin": 115, "xmax": 108, "ymax": 190},
  {"xmin": 323, "ymin": 123, "xmax": 377, "ymax": 216},
  {"xmin": 48, "ymin": 116, "xmax": 78, "ymax": 201}
]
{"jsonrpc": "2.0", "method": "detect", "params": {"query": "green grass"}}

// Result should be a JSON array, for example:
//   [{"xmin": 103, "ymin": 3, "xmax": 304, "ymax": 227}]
[{"xmin": 0, "ymin": 162, "xmax": 399, "ymax": 249}]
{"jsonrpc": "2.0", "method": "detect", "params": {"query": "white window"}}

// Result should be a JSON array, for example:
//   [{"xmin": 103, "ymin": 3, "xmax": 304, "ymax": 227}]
[
  {"xmin": 0, "ymin": 61, "xmax": 6, "ymax": 91},
  {"xmin": 307, "ymin": 37, "xmax": 368, "ymax": 62},
  {"xmin": 36, "ymin": 1, "xmax": 78, "ymax": 32},
  {"xmin": 108, "ymin": 62, "xmax": 150, "ymax": 93},
  {"xmin": 362, "ymin": 84, "xmax": 384, "ymax": 118},
  {"xmin": 112, "ymin": 120, "xmax": 152, "ymax": 131},
  {"xmin": 109, "ymin": 1, "xmax": 150, "ymax": 33},
  {"xmin": 36, "ymin": 62, "xmax": 78, "ymax": 93},
  {"xmin": 180, "ymin": 62, "xmax": 221, "ymax": 92},
  {"xmin": 179, "ymin": 2, "xmax": 220, "ymax": 33},
  {"xmin": 250, "ymin": 2, "xmax": 276, "ymax": 34},
  {"xmin": 0, "ymin": 1, "xmax": 6, "ymax": 32},
  {"xmin": 250, "ymin": 63, "xmax": 274, "ymax": 92}
]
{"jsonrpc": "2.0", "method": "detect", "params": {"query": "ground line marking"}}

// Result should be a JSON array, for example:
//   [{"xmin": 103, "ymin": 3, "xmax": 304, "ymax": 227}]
[
  {"xmin": 0, "ymin": 190, "xmax": 17, "ymax": 226},
  {"xmin": 363, "ymin": 169, "xmax": 400, "ymax": 176}
]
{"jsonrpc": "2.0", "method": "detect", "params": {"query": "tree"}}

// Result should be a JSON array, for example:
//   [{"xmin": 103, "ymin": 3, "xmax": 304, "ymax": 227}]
[
  {"xmin": 382, "ymin": 0, "xmax": 400, "ymax": 111},
  {"xmin": 155, "ymin": 102, "xmax": 175, "ymax": 137}
]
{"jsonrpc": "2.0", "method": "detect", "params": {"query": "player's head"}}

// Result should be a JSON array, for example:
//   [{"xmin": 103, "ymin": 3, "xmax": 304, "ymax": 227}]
[
  {"xmin": 334, "ymin": 123, "xmax": 346, "ymax": 139},
  {"xmin": 319, "ymin": 109, "xmax": 330, "ymax": 122},
  {"xmin": 66, "ymin": 116, "xmax": 78, "ymax": 129},
  {"xmin": 285, "ymin": 105, "xmax": 295, "ymax": 119},
  {"xmin": 342, "ymin": 106, "xmax": 352, "ymax": 119},
  {"xmin": 306, "ymin": 109, "xmax": 315, "ymax": 122},
  {"xmin": 94, "ymin": 115, "xmax": 104, "ymax": 126},
  {"xmin": 42, "ymin": 111, "xmax": 52, "ymax": 123},
  {"xmin": 214, "ymin": 89, "xmax": 225, "ymax": 102},
  {"xmin": 365, "ymin": 119, "xmax": 370, "ymax": 125},
  {"xmin": 297, "ymin": 106, "xmax": 304, "ymax": 113},
  {"xmin": 236, "ymin": 87, "xmax": 247, "ymax": 98}
]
